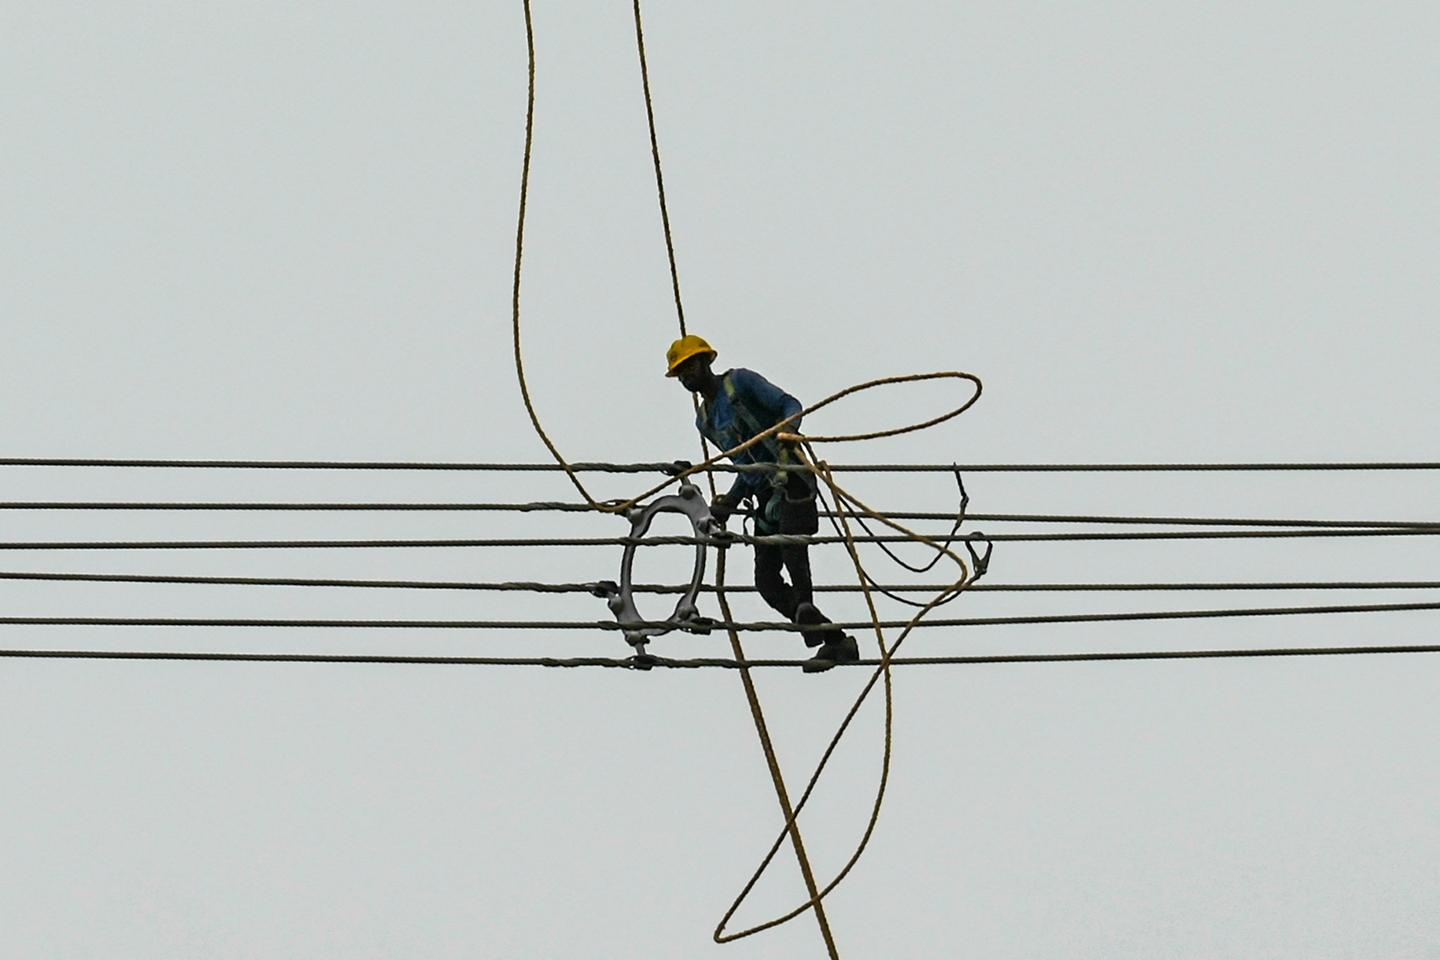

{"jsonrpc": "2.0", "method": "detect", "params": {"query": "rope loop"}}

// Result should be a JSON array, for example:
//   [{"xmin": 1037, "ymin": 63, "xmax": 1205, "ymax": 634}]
[{"xmin": 512, "ymin": 2, "xmax": 987, "ymax": 952}]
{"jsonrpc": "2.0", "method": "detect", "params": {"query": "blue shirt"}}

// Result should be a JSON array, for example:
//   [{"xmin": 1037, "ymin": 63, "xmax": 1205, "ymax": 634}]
[{"xmin": 696, "ymin": 368, "xmax": 804, "ymax": 497}]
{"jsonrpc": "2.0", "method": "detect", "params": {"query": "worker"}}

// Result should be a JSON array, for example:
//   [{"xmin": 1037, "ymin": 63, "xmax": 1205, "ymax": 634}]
[{"xmin": 666, "ymin": 334, "xmax": 860, "ymax": 671}]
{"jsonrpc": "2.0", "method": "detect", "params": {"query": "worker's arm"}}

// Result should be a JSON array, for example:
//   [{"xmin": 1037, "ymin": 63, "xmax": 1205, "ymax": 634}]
[
  {"xmin": 719, "ymin": 474, "xmax": 751, "ymax": 512},
  {"xmin": 692, "ymin": 410, "xmax": 752, "ymax": 515}
]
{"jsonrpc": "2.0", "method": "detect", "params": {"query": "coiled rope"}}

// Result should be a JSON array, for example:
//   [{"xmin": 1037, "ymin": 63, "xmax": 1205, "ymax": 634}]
[{"xmin": 509, "ymin": 4, "xmax": 994, "ymax": 953}]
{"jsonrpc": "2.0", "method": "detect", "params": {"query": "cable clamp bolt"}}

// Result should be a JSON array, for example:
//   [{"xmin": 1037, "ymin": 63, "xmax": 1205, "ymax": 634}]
[{"xmin": 627, "ymin": 649, "xmax": 658, "ymax": 671}]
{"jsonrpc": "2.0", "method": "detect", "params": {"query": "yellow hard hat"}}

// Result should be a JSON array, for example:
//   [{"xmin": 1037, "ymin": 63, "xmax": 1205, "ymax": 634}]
[{"xmin": 665, "ymin": 334, "xmax": 717, "ymax": 377}]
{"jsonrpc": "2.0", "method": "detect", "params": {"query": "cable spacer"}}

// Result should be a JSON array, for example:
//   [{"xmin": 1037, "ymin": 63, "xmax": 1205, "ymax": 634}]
[{"xmin": 605, "ymin": 480, "xmax": 717, "ymax": 655}]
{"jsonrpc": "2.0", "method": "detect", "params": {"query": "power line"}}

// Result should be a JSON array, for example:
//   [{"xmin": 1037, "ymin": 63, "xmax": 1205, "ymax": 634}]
[
  {"xmin": 5, "ymin": 570, "xmax": 1440, "ymax": 593},
  {"xmin": 4, "ymin": 599, "xmax": 1440, "ymax": 630},
  {"xmin": 4, "ymin": 458, "xmax": 1440, "ymax": 472},
  {"xmin": 0, "ymin": 500, "xmax": 604, "ymax": 513},
  {"xmin": 4, "ymin": 643, "xmax": 1440, "ymax": 667},
  {"xmin": 3, "ymin": 527, "xmax": 1440, "ymax": 550},
  {"xmin": 2, "ymin": 501, "xmax": 1434, "ymax": 531}
]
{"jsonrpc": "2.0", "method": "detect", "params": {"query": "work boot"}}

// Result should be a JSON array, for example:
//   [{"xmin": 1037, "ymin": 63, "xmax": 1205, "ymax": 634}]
[
  {"xmin": 793, "ymin": 601, "xmax": 838, "ymax": 649},
  {"xmin": 803, "ymin": 634, "xmax": 860, "ymax": 673}
]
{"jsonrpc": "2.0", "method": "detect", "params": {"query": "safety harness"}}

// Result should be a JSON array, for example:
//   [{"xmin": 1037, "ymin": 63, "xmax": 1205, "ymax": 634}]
[{"xmin": 705, "ymin": 372, "xmax": 814, "ymax": 534}]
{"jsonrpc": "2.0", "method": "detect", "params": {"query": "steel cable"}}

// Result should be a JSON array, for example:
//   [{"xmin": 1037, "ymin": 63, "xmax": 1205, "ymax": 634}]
[
  {"xmin": 6, "ymin": 458, "xmax": 1440, "ymax": 472},
  {"xmin": 4, "ymin": 528, "xmax": 1440, "ymax": 551},
  {"xmin": 6, "ymin": 570, "xmax": 1440, "ymax": 593},
  {"xmin": 6, "ymin": 643, "xmax": 1440, "ymax": 667},
  {"xmin": 10, "ymin": 599, "xmax": 1440, "ymax": 631},
  {"xmin": 3, "ymin": 501, "xmax": 1434, "ymax": 531}
]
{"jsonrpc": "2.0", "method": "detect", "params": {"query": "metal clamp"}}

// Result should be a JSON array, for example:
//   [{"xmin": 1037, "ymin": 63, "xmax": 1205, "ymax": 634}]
[
  {"xmin": 965, "ymin": 531, "xmax": 994, "ymax": 580},
  {"xmin": 603, "ymin": 481, "xmax": 716, "ymax": 658}
]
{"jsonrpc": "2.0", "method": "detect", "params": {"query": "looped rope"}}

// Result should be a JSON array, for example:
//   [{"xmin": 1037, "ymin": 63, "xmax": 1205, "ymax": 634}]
[
  {"xmin": 511, "ymin": 2, "xmax": 986, "ymax": 953},
  {"xmin": 712, "ymin": 448, "xmax": 978, "ymax": 942}
]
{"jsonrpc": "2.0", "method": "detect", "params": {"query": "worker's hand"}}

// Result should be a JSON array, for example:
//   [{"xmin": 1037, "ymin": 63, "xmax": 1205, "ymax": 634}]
[{"xmin": 709, "ymin": 493, "xmax": 738, "ymax": 526}]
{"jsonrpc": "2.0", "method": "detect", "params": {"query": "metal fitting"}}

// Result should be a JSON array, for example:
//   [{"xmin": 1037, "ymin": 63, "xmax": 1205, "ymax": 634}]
[{"xmin": 604, "ymin": 480, "xmax": 714, "ymax": 655}]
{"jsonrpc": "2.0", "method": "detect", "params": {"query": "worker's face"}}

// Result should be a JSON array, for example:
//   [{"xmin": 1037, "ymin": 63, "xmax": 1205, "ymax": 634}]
[{"xmin": 674, "ymin": 355, "xmax": 710, "ymax": 393}]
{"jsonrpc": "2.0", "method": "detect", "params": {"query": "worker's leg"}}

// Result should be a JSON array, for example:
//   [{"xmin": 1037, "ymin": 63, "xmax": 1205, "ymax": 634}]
[
  {"xmin": 780, "ymin": 543, "xmax": 814, "ymax": 610},
  {"xmin": 754, "ymin": 542, "xmax": 800, "ymax": 620},
  {"xmin": 782, "ymin": 544, "xmax": 829, "ymax": 648},
  {"xmin": 777, "ymin": 474, "xmax": 841, "ymax": 647}
]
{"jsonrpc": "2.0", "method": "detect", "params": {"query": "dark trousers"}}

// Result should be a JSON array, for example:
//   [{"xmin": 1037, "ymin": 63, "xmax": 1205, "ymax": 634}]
[{"xmin": 753, "ymin": 480, "xmax": 834, "ymax": 648}]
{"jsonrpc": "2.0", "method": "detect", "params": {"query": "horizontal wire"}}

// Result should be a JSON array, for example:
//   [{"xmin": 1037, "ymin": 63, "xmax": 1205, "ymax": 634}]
[
  {"xmin": 0, "ymin": 458, "xmax": 687, "ymax": 472},
  {"xmin": 3, "ymin": 528, "xmax": 1440, "ymax": 550},
  {"xmin": 4, "ymin": 600, "xmax": 1440, "ymax": 630},
  {"xmin": 0, "ymin": 501, "xmax": 1433, "ymax": 530},
  {"xmin": 0, "ymin": 501, "xmax": 603, "ymax": 513},
  {"xmin": 5, "ymin": 570, "xmax": 1440, "ymax": 593},
  {"xmin": 4, "ymin": 458, "xmax": 1440, "ymax": 472},
  {"xmin": 968, "ymin": 514, "xmax": 1439, "ymax": 529},
  {"xmin": 4, "ymin": 643, "xmax": 1440, "ymax": 667}
]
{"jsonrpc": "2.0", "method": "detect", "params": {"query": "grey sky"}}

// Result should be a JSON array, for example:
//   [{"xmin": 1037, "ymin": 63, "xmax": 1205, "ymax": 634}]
[{"xmin": 3, "ymin": 1, "xmax": 1438, "ymax": 957}]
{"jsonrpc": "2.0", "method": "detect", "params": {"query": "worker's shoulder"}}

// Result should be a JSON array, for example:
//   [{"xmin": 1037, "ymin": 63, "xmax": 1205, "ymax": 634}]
[{"xmin": 725, "ymin": 367, "xmax": 779, "ymax": 391}]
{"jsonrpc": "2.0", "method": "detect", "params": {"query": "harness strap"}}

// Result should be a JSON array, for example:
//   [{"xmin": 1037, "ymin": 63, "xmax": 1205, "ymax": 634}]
[{"xmin": 718, "ymin": 373, "xmax": 791, "ymax": 479}]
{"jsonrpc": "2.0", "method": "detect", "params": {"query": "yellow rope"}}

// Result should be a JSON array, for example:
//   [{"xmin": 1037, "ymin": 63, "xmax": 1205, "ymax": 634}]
[
  {"xmin": 613, "ymin": 372, "xmax": 984, "ymax": 514},
  {"xmin": 627, "ymin": 0, "xmax": 837, "ymax": 949},
  {"xmin": 510, "ymin": 0, "xmax": 612, "ymax": 511},
  {"xmin": 714, "ymin": 451, "xmax": 975, "ymax": 940},
  {"xmin": 714, "ymin": 549, "xmax": 840, "ymax": 956},
  {"xmin": 511, "ymin": 1, "xmax": 986, "ymax": 950}
]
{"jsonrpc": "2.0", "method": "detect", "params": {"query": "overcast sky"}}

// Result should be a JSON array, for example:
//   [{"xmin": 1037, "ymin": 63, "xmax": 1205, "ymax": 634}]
[{"xmin": 3, "ymin": 2, "xmax": 1439, "ymax": 957}]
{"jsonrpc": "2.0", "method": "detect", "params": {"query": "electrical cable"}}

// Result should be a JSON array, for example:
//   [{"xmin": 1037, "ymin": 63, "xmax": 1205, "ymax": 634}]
[
  {"xmin": 6, "ymin": 570, "xmax": 1440, "ymax": 593},
  {"xmin": 5, "ymin": 643, "xmax": 1440, "ymax": 666},
  {"xmin": 1, "ymin": 599, "xmax": 1438, "ymax": 630},
  {"xmin": 3, "ymin": 500, "xmax": 1433, "ymax": 529},
  {"xmin": 4, "ymin": 527, "xmax": 1440, "ymax": 551},
  {"xmin": 4, "ymin": 500, "xmax": 1435, "ymax": 531},
  {"xmin": 5, "ymin": 458, "xmax": 1440, "ymax": 472}
]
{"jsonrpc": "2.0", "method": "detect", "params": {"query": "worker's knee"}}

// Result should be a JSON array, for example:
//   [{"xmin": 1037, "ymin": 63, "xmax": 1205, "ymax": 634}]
[
  {"xmin": 754, "ymin": 548, "xmax": 784, "ymax": 591},
  {"xmin": 754, "ymin": 548, "xmax": 795, "ymax": 612}
]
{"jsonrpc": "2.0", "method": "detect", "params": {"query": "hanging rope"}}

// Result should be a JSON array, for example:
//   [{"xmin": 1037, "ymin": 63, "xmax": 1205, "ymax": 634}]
[
  {"xmin": 630, "ymin": 0, "xmax": 687, "ymax": 335},
  {"xmin": 493, "ymin": 0, "xmax": 1440, "ymax": 951},
  {"xmin": 628, "ymin": 0, "xmax": 837, "ymax": 947}
]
